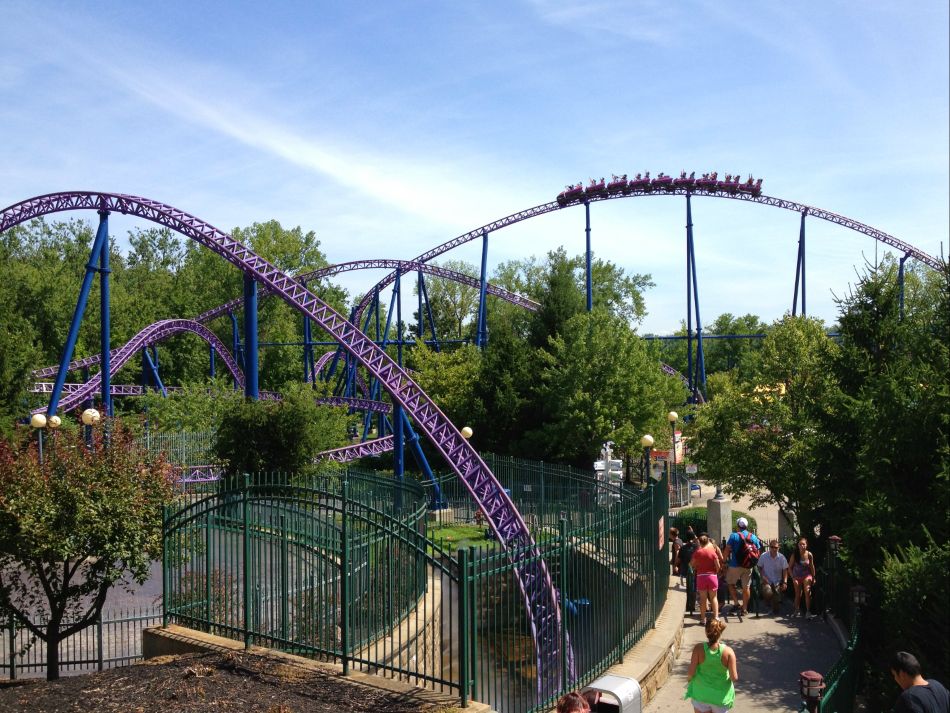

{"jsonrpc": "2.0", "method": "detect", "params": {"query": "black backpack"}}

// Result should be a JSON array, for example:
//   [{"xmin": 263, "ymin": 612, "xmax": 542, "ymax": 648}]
[
  {"xmin": 679, "ymin": 541, "xmax": 698, "ymax": 572},
  {"xmin": 736, "ymin": 531, "xmax": 760, "ymax": 568}
]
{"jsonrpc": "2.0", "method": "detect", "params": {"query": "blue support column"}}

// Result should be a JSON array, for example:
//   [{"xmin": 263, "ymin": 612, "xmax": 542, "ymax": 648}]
[
  {"xmin": 243, "ymin": 275, "xmax": 259, "ymax": 400},
  {"xmin": 792, "ymin": 210, "xmax": 807, "ymax": 316},
  {"xmin": 209, "ymin": 344, "xmax": 216, "ymax": 378},
  {"xmin": 477, "ymin": 230, "xmax": 489, "ymax": 347},
  {"xmin": 685, "ymin": 195, "xmax": 694, "ymax": 397},
  {"xmin": 46, "ymin": 211, "xmax": 111, "ymax": 417},
  {"xmin": 98, "ymin": 210, "xmax": 112, "ymax": 416},
  {"xmin": 393, "ymin": 404, "xmax": 405, "ymax": 486},
  {"xmin": 898, "ymin": 253, "xmax": 910, "ymax": 321},
  {"xmin": 143, "ymin": 349, "xmax": 167, "ymax": 397},
  {"xmin": 230, "ymin": 312, "xmax": 242, "ymax": 389},
  {"xmin": 417, "ymin": 271, "xmax": 425, "ymax": 345},
  {"xmin": 688, "ymin": 224, "xmax": 706, "ymax": 392},
  {"xmin": 303, "ymin": 314, "xmax": 314, "ymax": 382},
  {"xmin": 585, "ymin": 202, "xmax": 593, "ymax": 312},
  {"xmin": 395, "ymin": 269, "xmax": 403, "ymax": 367},
  {"xmin": 420, "ymin": 278, "xmax": 440, "ymax": 352},
  {"xmin": 402, "ymin": 418, "xmax": 443, "ymax": 509}
]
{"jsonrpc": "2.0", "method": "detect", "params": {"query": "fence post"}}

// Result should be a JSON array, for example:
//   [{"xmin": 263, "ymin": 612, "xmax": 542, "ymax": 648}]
[
  {"xmin": 458, "ymin": 548, "xmax": 469, "ymax": 708},
  {"xmin": 615, "ymin": 501, "xmax": 625, "ymax": 663},
  {"xmin": 205, "ymin": 512, "xmax": 212, "ymax": 631},
  {"xmin": 340, "ymin": 478, "xmax": 350, "ymax": 675},
  {"xmin": 280, "ymin": 514, "xmax": 289, "ymax": 643},
  {"xmin": 162, "ymin": 505, "xmax": 169, "ymax": 628},
  {"xmin": 559, "ymin": 517, "xmax": 569, "ymax": 693},
  {"xmin": 8, "ymin": 613, "xmax": 15, "ymax": 680},
  {"xmin": 243, "ymin": 474, "xmax": 251, "ymax": 649},
  {"xmin": 97, "ymin": 613, "xmax": 104, "ymax": 671}
]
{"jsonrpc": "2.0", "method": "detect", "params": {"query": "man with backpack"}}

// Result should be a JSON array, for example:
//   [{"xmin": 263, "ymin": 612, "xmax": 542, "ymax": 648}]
[{"xmin": 722, "ymin": 517, "xmax": 762, "ymax": 619}]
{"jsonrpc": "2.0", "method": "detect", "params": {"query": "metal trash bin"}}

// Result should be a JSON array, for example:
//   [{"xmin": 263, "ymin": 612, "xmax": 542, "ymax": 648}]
[{"xmin": 581, "ymin": 674, "xmax": 642, "ymax": 713}]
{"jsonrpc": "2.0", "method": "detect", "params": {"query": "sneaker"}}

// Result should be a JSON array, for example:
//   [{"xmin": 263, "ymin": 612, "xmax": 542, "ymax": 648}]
[{"xmin": 807, "ymin": 612, "xmax": 819, "ymax": 620}]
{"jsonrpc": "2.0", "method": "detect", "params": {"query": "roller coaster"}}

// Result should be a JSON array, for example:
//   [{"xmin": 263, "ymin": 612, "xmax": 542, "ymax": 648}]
[{"xmin": 0, "ymin": 178, "xmax": 940, "ymax": 703}]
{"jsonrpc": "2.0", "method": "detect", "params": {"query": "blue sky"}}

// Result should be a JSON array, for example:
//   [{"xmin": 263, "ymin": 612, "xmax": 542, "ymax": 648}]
[{"xmin": 2, "ymin": 1, "xmax": 947, "ymax": 334}]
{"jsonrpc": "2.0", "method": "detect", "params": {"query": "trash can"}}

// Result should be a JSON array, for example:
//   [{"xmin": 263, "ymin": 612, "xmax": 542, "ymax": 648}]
[{"xmin": 581, "ymin": 674, "xmax": 642, "ymax": 713}]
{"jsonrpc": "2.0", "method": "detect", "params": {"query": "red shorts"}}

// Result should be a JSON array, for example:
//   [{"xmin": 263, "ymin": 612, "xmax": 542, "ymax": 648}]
[{"xmin": 696, "ymin": 573, "xmax": 719, "ymax": 591}]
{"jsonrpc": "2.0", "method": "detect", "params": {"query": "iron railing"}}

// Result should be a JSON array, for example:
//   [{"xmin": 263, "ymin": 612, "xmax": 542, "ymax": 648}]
[
  {"xmin": 162, "ymin": 461, "xmax": 670, "ymax": 712},
  {"xmin": 1, "ymin": 608, "xmax": 161, "ymax": 679},
  {"xmin": 140, "ymin": 429, "xmax": 215, "ymax": 468},
  {"xmin": 799, "ymin": 548, "xmax": 863, "ymax": 713}
]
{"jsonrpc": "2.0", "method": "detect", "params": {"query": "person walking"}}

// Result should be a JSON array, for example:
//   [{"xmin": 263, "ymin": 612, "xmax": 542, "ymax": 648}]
[
  {"xmin": 684, "ymin": 618, "xmax": 738, "ymax": 713},
  {"xmin": 788, "ymin": 537, "xmax": 818, "ymax": 618},
  {"xmin": 722, "ymin": 517, "xmax": 762, "ymax": 618},
  {"xmin": 758, "ymin": 539, "xmax": 789, "ymax": 615},
  {"xmin": 890, "ymin": 651, "xmax": 950, "ymax": 713},
  {"xmin": 690, "ymin": 533, "xmax": 723, "ymax": 622},
  {"xmin": 556, "ymin": 691, "xmax": 590, "ymax": 712}
]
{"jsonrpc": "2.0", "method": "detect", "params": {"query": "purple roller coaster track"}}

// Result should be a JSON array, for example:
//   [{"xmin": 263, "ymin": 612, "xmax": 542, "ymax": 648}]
[
  {"xmin": 0, "ymin": 191, "xmax": 565, "ymax": 698},
  {"xmin": 29, "ymin": 319, "xmax": 243, "ymax": 415},
  {"xmin": 353, "ymin": 180, "xmax": 942, "ymax": 321},
  {"xmin": 32, "ymin": 259, "xmax": 537, "ymax": 381}
]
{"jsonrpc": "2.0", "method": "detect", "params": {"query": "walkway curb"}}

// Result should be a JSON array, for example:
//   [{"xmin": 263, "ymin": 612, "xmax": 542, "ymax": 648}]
[{"xmin": 596, "ymin": 577, "xmax": 685, "ymax": 707}]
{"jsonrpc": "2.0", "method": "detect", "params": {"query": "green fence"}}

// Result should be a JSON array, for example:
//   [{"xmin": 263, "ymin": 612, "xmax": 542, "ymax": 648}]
[
  {"xmin": 162, "ymin": 460, "xmax": 671, "ymax": 712},
  {"xmin": 799, "ymin": 548, "xmax": 864, "ymax": 713},
  {"xmin": 1, "ymin": 608, "xmax": 161, "ymax": 679},
  {"xmin": 140, "ymin": 429, "xmax": 215, "ymax": 467}
]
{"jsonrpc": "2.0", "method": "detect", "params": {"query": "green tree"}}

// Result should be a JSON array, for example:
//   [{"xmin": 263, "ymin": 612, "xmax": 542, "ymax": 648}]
[
  {"xmin": 521, "ymin": 309, "xmax": 686, "ymax": 467},
  {"xmin": 0, "ymin": 421, "xmax": 174, "ymax": 680},
  {"xmin": 409, "ymin": 343, "xmax": 482, "ymax": 427},
  {"xmin": 823, "ymin": 259, "xmax": 949, "ymax": 576},
  {"xmin": 689, "ymin": 316, "xmax": 840, "ymax": 537},
  {"xmin": 212, "ymin": 383, "xmax": 349, "ymax": 476},
  {"xmin": 410, "ymin": 259, "xmax": 481, "ymax": 341}
]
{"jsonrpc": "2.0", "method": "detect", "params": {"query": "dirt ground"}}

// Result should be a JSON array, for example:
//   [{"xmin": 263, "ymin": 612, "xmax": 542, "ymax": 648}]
[{"xmin": 0, "ymin": 650, "xmax": 458, "ymax": 713}]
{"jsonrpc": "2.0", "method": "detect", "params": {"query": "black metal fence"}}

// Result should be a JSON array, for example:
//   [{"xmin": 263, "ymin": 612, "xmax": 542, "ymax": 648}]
[{"xmin": 1, "ymin": 608, "xmax": 161, "ymax": 679}]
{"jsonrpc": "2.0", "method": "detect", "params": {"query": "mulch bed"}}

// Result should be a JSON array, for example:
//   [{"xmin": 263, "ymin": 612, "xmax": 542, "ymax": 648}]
[{"xmin": 0, "ymin": 651, "xmax": 457, "ymax": 713}]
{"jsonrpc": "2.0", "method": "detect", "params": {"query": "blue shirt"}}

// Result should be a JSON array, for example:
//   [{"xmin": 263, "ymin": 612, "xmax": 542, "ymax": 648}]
[{"xmin": 727, "ymin": 529, "xmax": 761, "ymax": 568}]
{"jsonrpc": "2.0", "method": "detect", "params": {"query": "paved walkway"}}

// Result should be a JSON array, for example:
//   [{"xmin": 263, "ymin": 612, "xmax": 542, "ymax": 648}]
[
  {"xmin": 645, "ymin": 483, "xmax": 842, "ymax": 711},
  {"xmin": 644, "ymin": 594, "xmax": 842, "ymax": 712}
]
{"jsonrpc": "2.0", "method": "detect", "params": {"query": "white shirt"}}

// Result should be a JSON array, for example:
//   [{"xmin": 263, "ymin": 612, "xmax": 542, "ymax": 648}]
[{"xmin": 758, "ymin": 551, "xmax": 789, "ymax": 584}]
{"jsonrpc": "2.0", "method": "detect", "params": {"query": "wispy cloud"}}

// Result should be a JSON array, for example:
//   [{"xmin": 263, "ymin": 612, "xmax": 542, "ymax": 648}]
[
  {"xmin": 526, "ymin": 0, "xmax": 684, "ymax": 45},
  {"xmin": 8, "ymin": 6, "xmax": 514, "ymax": 231}
]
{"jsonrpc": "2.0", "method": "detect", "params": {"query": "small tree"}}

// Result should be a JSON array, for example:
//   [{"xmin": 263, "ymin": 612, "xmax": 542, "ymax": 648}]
[
  {"xmin": 212, "ymin": 382, "xmax": 349, "ymax": 478},
  {"xmin": 0, "ymin": 420, "xmax": 174, "ymax": 680}
]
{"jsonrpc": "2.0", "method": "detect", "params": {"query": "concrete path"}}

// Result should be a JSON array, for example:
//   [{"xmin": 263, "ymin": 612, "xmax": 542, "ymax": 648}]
[
  {"xmin": 644, "ymin": 592, "xmax": 842, "ymax": 712},
  {"xmin": 651, "ymin": 484, "xmax": 842, "ymax": 711}
]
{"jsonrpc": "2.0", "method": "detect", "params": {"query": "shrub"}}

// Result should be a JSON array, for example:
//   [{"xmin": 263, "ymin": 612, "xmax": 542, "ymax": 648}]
[
  {"xmin": 213, "ymin": 383, "xmax": 349, "ymax": 477},
  {"xmin": 670, "ymin": 506, "xmax": 758, "ymax": 536}
]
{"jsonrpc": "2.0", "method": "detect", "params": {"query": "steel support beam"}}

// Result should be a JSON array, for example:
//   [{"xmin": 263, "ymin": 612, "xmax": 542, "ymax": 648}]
[
  {"xmin": 46, "ymin": 210, "xmax": 111, "ymax": 417},
  {"xmin": 243, "ymin": 275, "xmax": 259, "ymax": 400}
]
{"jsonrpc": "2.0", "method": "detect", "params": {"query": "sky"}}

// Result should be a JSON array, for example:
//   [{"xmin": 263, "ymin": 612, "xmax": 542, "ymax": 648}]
[{"xmin": 1, "ymin": 1, "xmax": 947, "ymax": 335}]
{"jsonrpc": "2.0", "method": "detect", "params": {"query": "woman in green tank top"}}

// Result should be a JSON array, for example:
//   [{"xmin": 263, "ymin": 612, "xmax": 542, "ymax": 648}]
[{"xmin": 684, "ymin": 618, "xmax": 738, "ymax": 712}]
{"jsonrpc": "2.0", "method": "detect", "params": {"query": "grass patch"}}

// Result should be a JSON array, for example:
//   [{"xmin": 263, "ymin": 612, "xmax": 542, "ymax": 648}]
[{"xmin": 429, "ymin": 522, "xmax": 498, "ymax": 551}]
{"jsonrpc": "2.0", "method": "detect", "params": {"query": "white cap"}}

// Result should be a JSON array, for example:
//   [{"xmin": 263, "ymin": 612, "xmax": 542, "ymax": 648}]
[{"xmin": 737, "ymin": 517, "xmax": 748, "ymax": 529}]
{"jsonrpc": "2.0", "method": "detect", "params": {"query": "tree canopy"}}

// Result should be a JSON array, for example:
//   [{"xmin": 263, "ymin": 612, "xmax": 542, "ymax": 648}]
[{"xmin": 0, "ymin": 421, "xmax": 174, "ymax": 680}]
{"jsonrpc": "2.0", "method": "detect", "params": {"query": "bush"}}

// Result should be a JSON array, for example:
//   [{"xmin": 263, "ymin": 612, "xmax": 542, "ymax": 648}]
[
  {"xmin": 212, "ymin": 383, "xmax": 349, "ymax": 477},
  {"xmin": 670, "ymin": 506, "xmax": 757, "ymax": 536},
  {"xmin": 874, "ymin": 533, "xmax": 949, "ymax": 686}
]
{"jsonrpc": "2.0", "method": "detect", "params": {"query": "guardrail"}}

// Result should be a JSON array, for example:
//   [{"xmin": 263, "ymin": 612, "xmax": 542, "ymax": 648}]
[{"xmin": 162, "ymin": 461, "xmax": 670, "ymax": 712}]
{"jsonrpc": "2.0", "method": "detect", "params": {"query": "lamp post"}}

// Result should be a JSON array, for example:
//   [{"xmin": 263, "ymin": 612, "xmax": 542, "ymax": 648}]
[
  {"xmin": 667, "ymin": 411, "xmax": 678, "ymax": 466},
  {"xmin": 82, "ymin": 407, "xmax": 101, "ymax": 447},
  {"xmin": 30, "ymin": 413, "xmax": 47, "ymax": 463},
  {"xmin": 639, "ymin": 434, "xmax": 654, "ymax": 487},
  {"xmin": 799, "ymin": 670, "xmax": 826, "ymax": 713}
]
